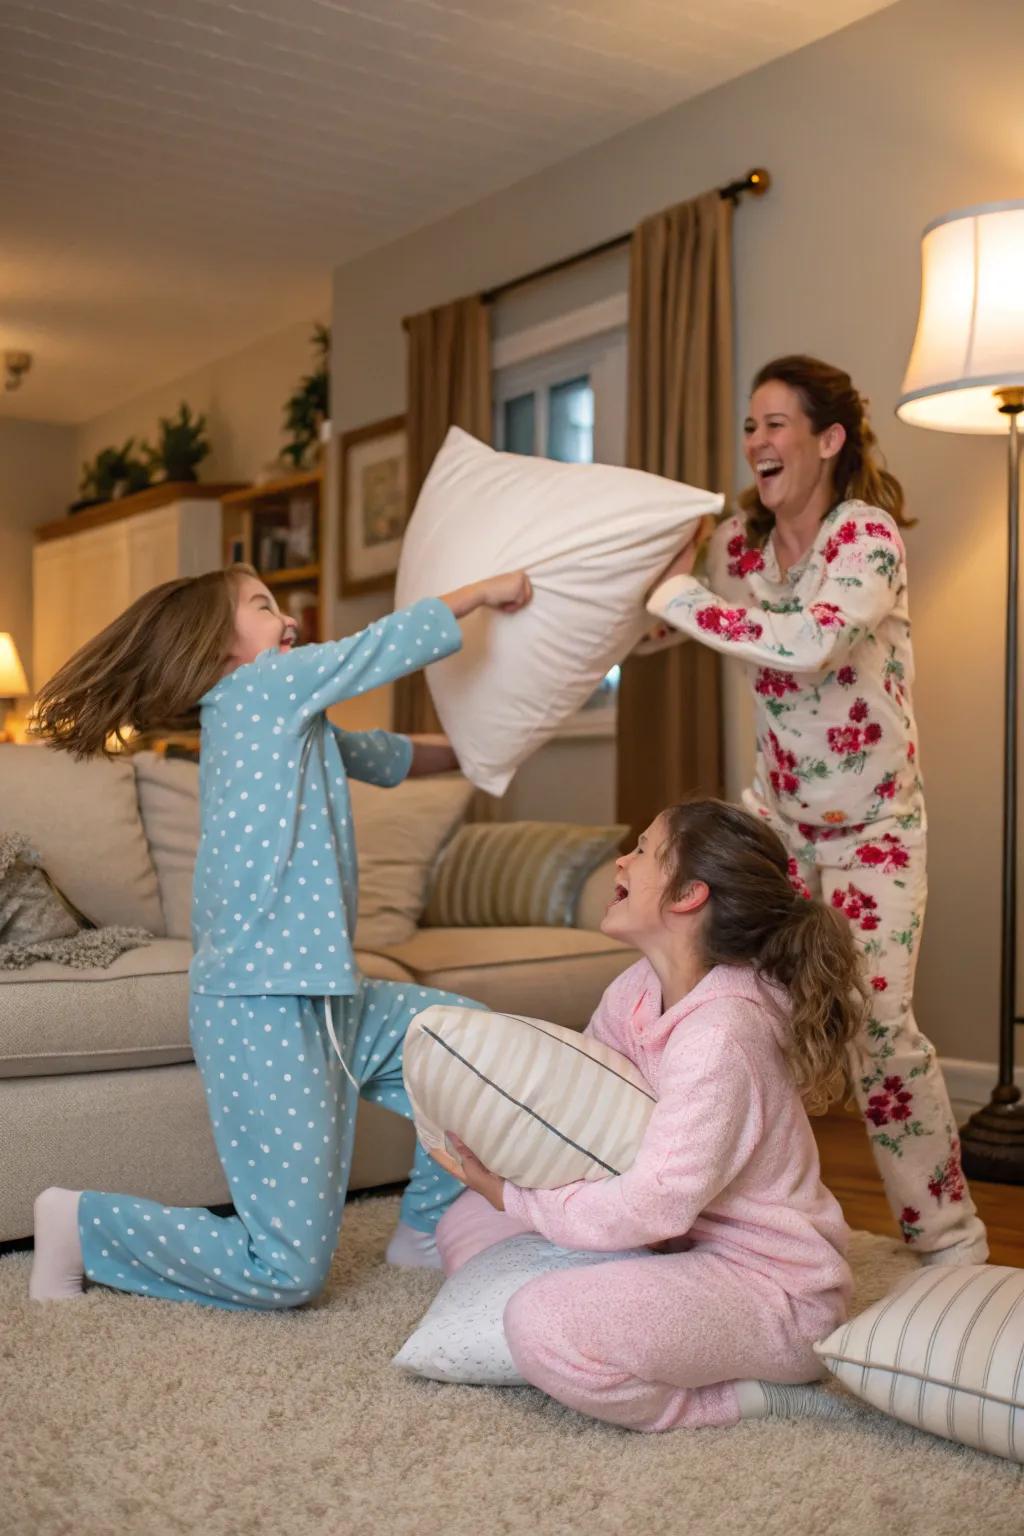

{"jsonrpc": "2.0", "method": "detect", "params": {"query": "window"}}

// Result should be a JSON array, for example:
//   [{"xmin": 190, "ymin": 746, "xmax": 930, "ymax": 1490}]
[{"xmin": 493, "ymin": 323, "xmax": 627, "ymax": 734}]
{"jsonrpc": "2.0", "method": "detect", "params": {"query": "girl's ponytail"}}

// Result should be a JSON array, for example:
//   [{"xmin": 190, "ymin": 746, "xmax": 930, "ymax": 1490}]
[
  {"xmin": 659, "ymin": 800, "xmax": 866, "ymax": 1112},
  {"xmin": 755, "ymin": 898, "xmax": 865, "ymax": 1113}
]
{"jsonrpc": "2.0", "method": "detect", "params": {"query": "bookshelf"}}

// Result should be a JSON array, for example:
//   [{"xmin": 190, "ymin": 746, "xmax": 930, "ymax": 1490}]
[{"xmin": 221, "ymin": 470, "xmax": 325, "ymax": 644}]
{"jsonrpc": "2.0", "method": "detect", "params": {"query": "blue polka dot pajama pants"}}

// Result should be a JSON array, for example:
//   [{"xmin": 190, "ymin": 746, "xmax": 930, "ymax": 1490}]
[{"xmin": 77, "ymin": 981, "xmax": 471, "ymax": 1309}]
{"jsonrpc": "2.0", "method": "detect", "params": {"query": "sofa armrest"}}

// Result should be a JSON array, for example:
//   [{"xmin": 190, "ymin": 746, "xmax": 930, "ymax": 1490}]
[{"xmin": 575, "ymin": 857, "xmax": 617, "ymax": 932}]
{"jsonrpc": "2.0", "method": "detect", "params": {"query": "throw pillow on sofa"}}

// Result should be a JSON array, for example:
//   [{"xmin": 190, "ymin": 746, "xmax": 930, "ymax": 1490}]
[
  {"xmin": 814, "ymin": 1263, "xmax": 1024, "ymax": 1463},
  {"xmin": 394, "ymin": 428, "xmax": 722, "ymax": 796},
  {"xmin": 403, "ymin": 1002, "xmax": 655, "ymax": 1188},
  {"xmin": 423, "ymin": 820, "xmax": 627, "ymax": 929}
]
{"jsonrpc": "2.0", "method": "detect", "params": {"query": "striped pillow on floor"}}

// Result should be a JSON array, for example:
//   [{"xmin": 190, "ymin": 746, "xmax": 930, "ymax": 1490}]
[
  {"xmin": 403, "ymin": 1003, "xmax": 655, "ymax": 1188},
  {"xmin": 423, "ymin": 821, "xmax": 626, "ymax": 929},
  {"xmin": 815, "ymin": 1263, "xmax": 1024, "ymax": 1462}
]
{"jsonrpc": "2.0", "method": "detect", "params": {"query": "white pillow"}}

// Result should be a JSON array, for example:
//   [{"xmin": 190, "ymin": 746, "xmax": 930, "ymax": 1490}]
[
  {"xmin": 402, "ymin": 1002, "xmax": 655, "ymax": 1188},
  {"xmin": 814, "ymin": 1264, "xmax": 1024, "ymax": 1463},
  {"xmin": 393, "ymin": 1234, "xmax": 647, "ymax": 1384},
  {"xmin": 395, "ymin": 428, "xmax": 723, "ymax": 795}
]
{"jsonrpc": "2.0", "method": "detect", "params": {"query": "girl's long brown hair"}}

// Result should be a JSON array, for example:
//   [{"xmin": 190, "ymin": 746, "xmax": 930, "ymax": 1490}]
[
  {"xmin": 30, "ymin": 564, "xmax": 255, "ymax": 758},
  {"xmin": 740, "ymin": 354, "xmax": 913, "ymax": 547},
  {"xmin": 659, "ymin": 800, "xmax": 865, "ymax": 1113}
]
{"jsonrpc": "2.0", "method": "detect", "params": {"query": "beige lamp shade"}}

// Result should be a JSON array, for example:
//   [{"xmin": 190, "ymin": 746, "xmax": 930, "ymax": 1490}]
[
  {"xmin": 897, "ymin": 200, "xmax": 1024, "ymax": 434},
  {"xmin": 0, "ymin": 633, "xmax": 29, "ymax": 698}
]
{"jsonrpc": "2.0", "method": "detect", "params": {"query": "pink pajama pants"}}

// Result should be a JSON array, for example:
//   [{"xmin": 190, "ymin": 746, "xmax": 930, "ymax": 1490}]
[{"xmin": 436, "ymin": 1192, "xmax": 834, "ymax": 1433}]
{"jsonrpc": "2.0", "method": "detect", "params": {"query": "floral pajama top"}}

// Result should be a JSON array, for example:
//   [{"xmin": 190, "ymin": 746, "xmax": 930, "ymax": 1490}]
[{"xmin": 646, "ymin": 500, "xmax": 925, "ymax": 839}]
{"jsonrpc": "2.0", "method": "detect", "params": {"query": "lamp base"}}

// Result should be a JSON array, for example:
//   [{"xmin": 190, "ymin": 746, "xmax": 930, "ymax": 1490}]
[{"xmin": 960, "ymin": 1090, "xmax": 1024, "ymax": 1185}]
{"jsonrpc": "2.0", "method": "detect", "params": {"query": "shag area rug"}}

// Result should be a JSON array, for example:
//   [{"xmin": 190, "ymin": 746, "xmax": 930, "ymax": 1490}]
[{"xmin": 2, "ymin": 1196, "xmax": 1021, "ymax": 1536}]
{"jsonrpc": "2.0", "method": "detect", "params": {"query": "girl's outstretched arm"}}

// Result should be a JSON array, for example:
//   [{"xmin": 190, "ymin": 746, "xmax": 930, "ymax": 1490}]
[{"xmin": 253, "ymin": 572, "xmax": 530, "ymax": 733}]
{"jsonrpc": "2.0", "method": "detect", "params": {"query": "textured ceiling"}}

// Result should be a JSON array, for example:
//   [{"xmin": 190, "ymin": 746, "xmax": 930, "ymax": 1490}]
[{"xmin": 0, "ymin": 0, "xmax": 896, "ymax": 424}]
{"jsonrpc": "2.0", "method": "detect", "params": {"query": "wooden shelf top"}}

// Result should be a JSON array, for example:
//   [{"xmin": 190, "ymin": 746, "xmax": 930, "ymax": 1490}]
[
  {"xmin": 221, "ymin": 469, "xmax": 323, "ymax": 508},
  {"xmin": 261, "ymin": 564, "xmax": 320, "ymax": 587},
  {"xmin": 36, "ymin": 482, "xmax": 244, "ymax": 542}
]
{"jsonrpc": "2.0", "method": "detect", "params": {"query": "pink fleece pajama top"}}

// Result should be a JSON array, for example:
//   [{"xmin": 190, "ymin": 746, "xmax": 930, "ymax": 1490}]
[{"xmin": 502, "ymin": 961, "xmax": 852, "ymax": 1312}]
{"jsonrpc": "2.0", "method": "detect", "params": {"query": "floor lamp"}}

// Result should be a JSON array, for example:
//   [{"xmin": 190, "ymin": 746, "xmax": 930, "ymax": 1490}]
[{"xmin": 897, "ymin": 199, "xmax": 1024, "ymax": 1184}]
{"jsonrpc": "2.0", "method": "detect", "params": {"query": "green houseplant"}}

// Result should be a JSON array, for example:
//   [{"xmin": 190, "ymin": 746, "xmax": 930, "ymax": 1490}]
[
  {"xmin": 145, "ymin": 402, "xmax": 210, "ymax": 483},
  {"xmin": 72, "ymin": 440, "xmax": 151, "ymax": 510},
  {"xmin": 281, "ymin": 324, "xmax": 330, "ymax": 470}
]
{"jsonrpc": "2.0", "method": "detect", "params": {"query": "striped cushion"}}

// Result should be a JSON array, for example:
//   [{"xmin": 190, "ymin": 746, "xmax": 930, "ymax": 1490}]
[
  {"xmin": 815, "ymin": 1264, "xmax": 1024, "ymax": 1463},
  {"xmin": 423, "ymin": 821, "xmax": 626, "ymax": 929},
  {"xmin": 403, "ymin": 1003, "xmax": 655, "ymax": 1188}
]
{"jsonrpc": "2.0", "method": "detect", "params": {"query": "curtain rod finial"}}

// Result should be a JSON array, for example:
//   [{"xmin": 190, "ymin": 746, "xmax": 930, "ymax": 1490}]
[{"xmin": 747, "ymin": 168, "xmax": 771, "ymax": 197}]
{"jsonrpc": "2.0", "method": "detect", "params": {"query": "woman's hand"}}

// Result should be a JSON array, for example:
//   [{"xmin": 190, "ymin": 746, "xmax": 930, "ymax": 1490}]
[
  {"xmin": 442, "ymin": 570, "xmax": 533, "ymax": 619},
  {"xmin": 646, "ymin": 514, "xmax": 717, "ymax": 599},
  {"xmin": 429, "ymin": 1134, "xmax": 506, "ymax": 1211}
]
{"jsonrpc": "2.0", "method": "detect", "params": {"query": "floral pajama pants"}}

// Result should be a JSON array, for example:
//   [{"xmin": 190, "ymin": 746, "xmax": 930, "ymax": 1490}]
[
  {"xmin": 782, "ymin": 818, "xmax": 986, "ymax": 1259},
  {"xmin": 77, "ymin": 981, "xmax": 470, "ymax": 1309}
]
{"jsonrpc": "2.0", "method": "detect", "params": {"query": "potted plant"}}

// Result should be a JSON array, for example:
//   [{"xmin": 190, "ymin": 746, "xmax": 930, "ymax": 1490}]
[
  {"xmin": 281, "ymin": 324, "xmax": 330, "ymax": 470},
  {"xmin": 71, "ymin": 440, "xmax": 151, "ymax": 511},
  {"xmin": 145, "ymin": 402, "xmax": 210, "ymax": 483}
]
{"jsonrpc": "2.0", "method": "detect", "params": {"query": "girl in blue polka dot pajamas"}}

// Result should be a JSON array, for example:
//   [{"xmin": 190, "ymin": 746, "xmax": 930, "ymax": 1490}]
[{"xmin": 29, "ymin": 562, "xmax": 532, "ymax": 1306}]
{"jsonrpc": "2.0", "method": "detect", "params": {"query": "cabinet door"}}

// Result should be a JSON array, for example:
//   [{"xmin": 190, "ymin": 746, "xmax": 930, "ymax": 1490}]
[
  {"xmin": 71, "ymin": 524, "xmax": 131, "ymax": 653},
  {"xmin": 127, "ymin": 506, "xmax": 181, "ymax": 596},
  {"xmin": 32, "ymin": 540, "xmax": 78, "ymax": 691}
]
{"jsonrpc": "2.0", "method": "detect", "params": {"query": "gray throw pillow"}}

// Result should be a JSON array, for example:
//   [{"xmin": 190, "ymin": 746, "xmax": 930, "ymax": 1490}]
[{"xmin": 0, "ymin": 832, "xmax": 85, "ymax": 944}]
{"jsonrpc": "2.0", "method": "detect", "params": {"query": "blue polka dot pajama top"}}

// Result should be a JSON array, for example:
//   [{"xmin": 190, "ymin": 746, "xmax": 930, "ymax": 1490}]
[{"xmin": 78, "ymin": 598, "xmax": 473, "ymax": 1309}]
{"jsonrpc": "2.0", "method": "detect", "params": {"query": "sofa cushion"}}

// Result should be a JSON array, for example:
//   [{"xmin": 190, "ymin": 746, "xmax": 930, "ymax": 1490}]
[
  {"xmin": 349, "ymin": 772, "xmax": 473, "ymax": 949},
  {"xmin": 0, "ymin": 940, "xmax": 192, "ymax": 1077},
  {"xmin": 0, "ymin": 745, "xmax": 165, "ymax": 935},
  {"xmin": 133, "ymin": 752, "xmax": 200, "ymax": 939},
  {"xmin": 0, "ymin": 942, "xmax": 415, "ymax": 1078},
  {"xmin": 423, "ymin": 821, "xmax": 626, "ymax": 928},
  {"xmin": 375, "ymin": 927, "xmax": 636, "ymax": 1031}
]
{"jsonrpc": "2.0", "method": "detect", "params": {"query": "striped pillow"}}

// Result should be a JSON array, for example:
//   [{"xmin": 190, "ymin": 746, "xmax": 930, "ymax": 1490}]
[
  {"xmin": 423, "ymin": 821, "xmax": 626, "ymax": 929},
  {"xmin": 403, "ymin": 1003, "xmax": 655, "ymax": 1188},
  {"xmin": 814, "ymin": 1264, "xmax": 1024, "ymax": 1463}
]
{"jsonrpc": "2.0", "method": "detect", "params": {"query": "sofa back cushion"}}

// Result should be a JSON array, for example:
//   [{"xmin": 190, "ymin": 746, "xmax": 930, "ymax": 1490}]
[
  {"xmin": 133, "ymin": 753, "xmax": 202, "ymax": 939},
  {"xmin": 0, "ymin": 745, "xmax": 165, "ymax": 934},
  {"xmin": 349, "ymin": 773, "xmax": 473, "ymax": 949},
  {"xmin": 133, "ymin": 753, "xmax": 472, "ymax": 949}
]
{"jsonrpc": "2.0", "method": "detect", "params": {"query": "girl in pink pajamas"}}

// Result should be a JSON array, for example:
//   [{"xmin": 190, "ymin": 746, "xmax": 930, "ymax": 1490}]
[
  {"xmin": 643, "ymin": 355, "xmax": 986, "ymax": 1266},
  {"xmin": 433, "ymin": 800, "xmax": 865, "ymax": 1433}
]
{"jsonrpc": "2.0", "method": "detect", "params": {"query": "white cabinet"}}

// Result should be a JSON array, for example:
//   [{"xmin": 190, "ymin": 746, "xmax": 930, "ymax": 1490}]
[{"xmin": 33, "ymin": 500, "xmax": 223, "ymax": 690}]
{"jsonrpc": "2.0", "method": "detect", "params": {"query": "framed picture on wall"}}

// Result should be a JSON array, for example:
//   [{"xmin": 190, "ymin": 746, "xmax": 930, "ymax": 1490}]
[{"xmin": 338, "ymin": 414, "xmax": 408, "ymax": 594}]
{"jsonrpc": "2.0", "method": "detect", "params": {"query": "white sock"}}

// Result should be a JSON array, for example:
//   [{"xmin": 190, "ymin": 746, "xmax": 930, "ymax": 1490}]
[
  {"xmin": 917, "ymin": 1230, "xmax": 990, "ymax": 1267},
  {"xmin": 734, "ymin": 1379, "xmax": 852, "ymax": 1421},
  {"xmin": 29, "ymin": 1187, "xmax": 86, "ymax": 1301},
  {"xmin": 385, "ymin": 1219, "xmax": 442, "ymax": 1270}
]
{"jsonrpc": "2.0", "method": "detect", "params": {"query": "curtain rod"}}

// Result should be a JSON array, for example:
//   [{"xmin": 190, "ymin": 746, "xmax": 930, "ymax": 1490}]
[{"xmin": 479, "ymin": 167, "xmax": 770, "ymax": 307}]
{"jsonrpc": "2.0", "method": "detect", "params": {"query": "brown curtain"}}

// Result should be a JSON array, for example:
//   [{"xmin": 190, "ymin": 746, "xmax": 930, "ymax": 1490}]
[
  {"xmin": 615, "ymin": 190, "xmax": 735, "ymax": 838},
  {"xmin": 393, "ymin": 295, "xmax": 492, "ymax": 734}
]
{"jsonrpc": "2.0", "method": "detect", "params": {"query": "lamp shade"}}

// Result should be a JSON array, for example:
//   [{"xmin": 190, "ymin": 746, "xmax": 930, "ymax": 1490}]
[
  {"xmin": 0, "ymin": 633, "xmax": 29, "ymax": 698},
  {"xmin": 897, "ymin": 200, "xmax": 1024, "ymax": 434}
]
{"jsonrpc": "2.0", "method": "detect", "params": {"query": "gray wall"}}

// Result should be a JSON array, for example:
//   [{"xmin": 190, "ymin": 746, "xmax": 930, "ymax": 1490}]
[
  {"xmin": 330, "ymin": 0, "xmax": 1024, "ymax": 1064},
  {"xmin": 0, "ymin": 418, "xmax": 77, "ymax": 683}
]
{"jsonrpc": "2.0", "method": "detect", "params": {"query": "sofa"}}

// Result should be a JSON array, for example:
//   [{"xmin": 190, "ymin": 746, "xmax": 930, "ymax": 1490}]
[{"xmin": 0, "ymin": 744, "xmax": 634, "ymax": 1242}]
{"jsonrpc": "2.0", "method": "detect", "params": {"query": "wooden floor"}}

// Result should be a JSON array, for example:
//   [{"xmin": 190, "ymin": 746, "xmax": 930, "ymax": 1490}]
[{"xmin": 814, "ymin": 1108, "xmax": 1024, "ymax": 1266}]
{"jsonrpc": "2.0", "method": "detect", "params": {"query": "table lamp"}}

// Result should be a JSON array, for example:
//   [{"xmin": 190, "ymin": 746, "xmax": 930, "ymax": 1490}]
[
  {"xmin": 897, "ymin": 199, "xmax": 1024, "ymax": 1184},
  {"xmin": 0, "ymin": 632, "xmax": 28, "ymax": 742}
]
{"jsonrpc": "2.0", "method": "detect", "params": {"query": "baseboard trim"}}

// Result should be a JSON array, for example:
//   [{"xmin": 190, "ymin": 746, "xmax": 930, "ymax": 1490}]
[{"xmin": 941, "ymin": 1057, "xmax": 1024, "ymax": 1118}]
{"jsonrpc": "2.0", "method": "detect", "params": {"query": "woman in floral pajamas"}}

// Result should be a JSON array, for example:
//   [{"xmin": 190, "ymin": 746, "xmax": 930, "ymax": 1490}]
[{"xmin": 647, "ymin": 354, "xmax": 986, "ymax": 1265}]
